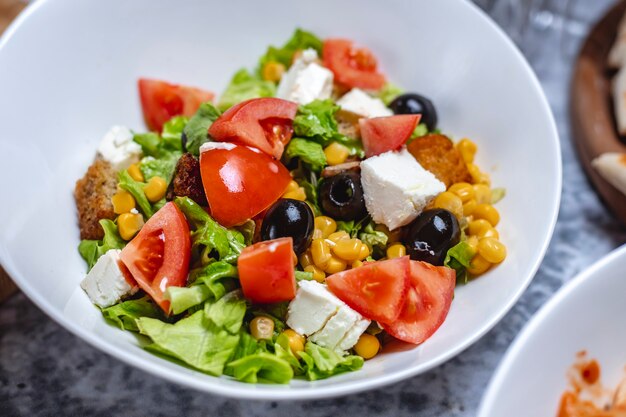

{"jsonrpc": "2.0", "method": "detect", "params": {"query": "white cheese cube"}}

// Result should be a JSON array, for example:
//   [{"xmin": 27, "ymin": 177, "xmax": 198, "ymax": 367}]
[
  {"xmin": 338, "ymin": 318, "xmax": 371, "ymax": 351},
  {"xmin": 309, "ymin": 303, "xmax": 360, "ymax": 350},
  {"xmin": 80, "ymin": 249, "xmax": 137, "ymax": 308},
  {"xmin": 361, "ymin": 148, "xmax": 446, "ymax": 230},
  {"xmin": 276, "ymin": 49, "xmax": 333, "ymax": 105},
  {"xmin": 336, "ymin": 88, "xmax": 393, "ymax": 118},
  {"xmin": 286, "ymin": 280, "xmax": 342, "ymax": 336},
  {"xmin": 97, "ymin": 125, "xmax": 142, "ymax": 171}
]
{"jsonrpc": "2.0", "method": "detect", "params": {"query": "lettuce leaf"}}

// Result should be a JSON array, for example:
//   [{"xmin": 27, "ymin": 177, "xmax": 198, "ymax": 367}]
[
  {"xmin": 410, "ymin": 123, "xmax": 429, "ymax": 139},
  {"xmin": 257, "ymin": 28, "xmax": 323, "ymax": 73},
  {"xmin": 358, "ymin": 222, "xmax": 388, "ymax": 255},
  {"xmin": 299, "ymin": 342, "xmax": 364, "ymax": 381},
  {"xmin": 117, "ymin": 170, "xmax": 153, "ymax": 218},
  {"xmin": 189, "ymin": 261, "xmax": 239, "ymax": 300},
  {"xmin": 204, "ymin": 290, "xmax": 247, "ymax": 334},
  {"xmin": 284, "ymin": 138, "xmax": 327, "ymax": 172},
  {"xmin": 78, "ymin": 219, "xmax": 125, "ymax": 271},
  {"xmin": 101, "ymin": 296, "xmax": 163, "ymax": 332},
  {"xmin": 444, "ymin": 241, "xmax": 476, "ymax": 284},
  {"xmin": 217, "ymin": 69, "xmax": 275, "ymax": 111},
  {"xmin": 139, "ymin": 153, "xmax": 181, "ymax": 183},
  {"xmin": 491, "ymin": 187, "xmax": 506, "ymax": 204},
  {"xmin": 376, "ymin": 82, "xmax": 404, "ymax": 105},
  {"xmin": 164, "ymin": 286, "xmax": 213, "ymax": 315},
  {"xmin": 183, "ymin": 102, "xmax": 221, "ymax": 156},
  {"xmin": 226, "ymin": 352, "xmax": 294, "ymax": 384},
  {"xmin": 134, "ymin": 116, "xmax": 185, "ymax": 158}
]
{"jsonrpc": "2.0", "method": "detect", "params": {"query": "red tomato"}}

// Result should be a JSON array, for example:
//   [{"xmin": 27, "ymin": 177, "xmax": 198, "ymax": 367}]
[
  {"xmin": 322, "ymin": 39, "xmax": 386, "ymax": 90},
  {"xmin": 360, "ymin": 115, "xmax": 421, "ymax": 157},
  {"xmin": 138, "ymin": 78, "xmax": 214, "ymax": 132},
  {"xmin": 326, "ymin": 256, "xmax": 410, "ymax": 323},
  {"xmin": 381, "ymin": 261, "xmax": 456, "ymax": 344},
  {"xmin": 238, "ymin": 237, "xmax": 296, "ymax": 304},
  {"xmin": 119, "ymin": 202, "xmax": 191, "ymax": 313},
  {"xmin": 199, "ymin": 144, "xmax": 291, "ymax": 227},
  {"xmin": 208, "ymin": 98, "xmax": 298, "ymax": 159}
]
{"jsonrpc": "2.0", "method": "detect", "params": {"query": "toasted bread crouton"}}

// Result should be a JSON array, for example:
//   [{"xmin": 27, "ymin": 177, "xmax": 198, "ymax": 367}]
[
  {"xmin": 74, "ymin": 158, "xmax": 118, "ymax": 240},
  {"xmin": 166, "ymin": 153, "xmax": 208, "ymax": 206},
  {"xmin": 407, "ymin": 133, "xmax": 472, "ymax": 188}
]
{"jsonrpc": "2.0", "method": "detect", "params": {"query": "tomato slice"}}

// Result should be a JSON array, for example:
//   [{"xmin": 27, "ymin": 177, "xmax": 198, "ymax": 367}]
[
  {"xmin": 199, "ymin": 143, "xmax": 291, "ymax": 227},
  {"xmin": 119, "ymin": 202, "xmax": 191, "ymax": 312},
  {"xmin": 208, "ymin": 98, "xmax": 298, "ymax": 159},
  {"xmin": 360, "ymin": 115, "xmax": 421, "ymax": 157},
  {"xmin": 322, "ymin": 39, "xmax": 386, "ymax": 90},
  {"xmin": 138, "ymin": 78, "xmax": 214, "ymax": 132},
  {"xmin": 238, "ymin": 237, "xmax": 296, "ymax": 304},
  {"xmin": 326, "ymin": 256, "xmax": 410, "ymax": 323},
  {"xmin": 381, "ymin": 261, "xmax": 456, "ymax": 344}
]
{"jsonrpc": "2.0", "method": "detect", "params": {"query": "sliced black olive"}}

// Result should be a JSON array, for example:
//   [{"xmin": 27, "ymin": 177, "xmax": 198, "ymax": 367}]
[
  {"xmin": 319, "ymin": 171, "xmax": 366, "ymax": 221},
  {"xmin": 261, "ymin": 199, "xmax": 314, "ymax": 255},
  {"xmin": 389, "ymin": 93, "xmax": 437, "ymax": 131},
  {"xmin": 401, "ymin": 209, "xmax": 460, "ymax": 265}
]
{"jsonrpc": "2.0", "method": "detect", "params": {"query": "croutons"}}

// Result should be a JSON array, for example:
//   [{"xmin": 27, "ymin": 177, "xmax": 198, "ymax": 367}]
[
  {"xmin": 407, "ymin": 134, "xmax": 472, "ymax": 188},
  {"xmin": 74, "ymin": 158, "xmax": 118, "ymax": 240},
  {"xmin": 166, "ymin": 153, "xmax": 208, "ymax": 206}
]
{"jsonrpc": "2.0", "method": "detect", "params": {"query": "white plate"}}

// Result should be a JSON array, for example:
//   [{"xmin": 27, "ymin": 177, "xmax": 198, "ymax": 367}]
[
  {"xmin": 478, "ymin": 245, "xmax": 626, "ymax": 416},
  {"xmin": 0, "ymin": 0, "xmax": 561, "ymax": 399}
]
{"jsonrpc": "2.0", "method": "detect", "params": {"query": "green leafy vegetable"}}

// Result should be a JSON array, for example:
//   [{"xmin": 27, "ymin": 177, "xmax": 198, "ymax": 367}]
[
  {"xmin": 231, "ymin": 331, "xmax": 263, "ymax": 361},
  {"xmin": 275, "ymin": 333, "xmax": 304, "ymax": 374},
  {"xmin": 491, "ymin": 187, "xmax": 506, "ymax": 204},
  {"xmin": 285, "ymin": 138, "xmax": 327, "ymax": 172},
  {"xmin": 101, "ymin": 297, "xmax": 163, "ymax": 332},
  {"xmin": 299, "ymin": 342, "xmax": 364, "ymax": 381},
  {"xmin": 183, "ymin": 102, "xmax": 221, "ymax": 156},
  {"xmin": 411, "ymin": 123, "xmax": 429, "ymax": 139},
  {"xmin": 189, "ymin": 261, "xmax": 239, "ymax": 301},
  {"xmin": 377, "ymin": 82, "xmax": 404, "ymax": 105},
  {"xmin": 160, "ymin": 116, "xmax": 187, "ymax": 150},
  {"xmin": 78, "ymin": 219, "xmax": 125, "ymax": 270},
  {"xmin": 358, "ymin": 222, "xmax": 389, "ymax": 255},
  {"xmin": 226, "ymin": 352, "xmax": 294, "ymax": 384},
  {"xmin": 257, "ymin": 28, "xmax": 323, "ymax": 74},
  {"xmin": 118, "ymin": 170, "xmax": 153, "ymax": 217},
  {"xmin": 217, "ymin": 69, "xmax": 276, "ymax": 111},
  {"xmin": 336, "ymin": 217, "xmax": 368, "ymax": 238},
  {"xmin": 234, "ymin": 220, "xmax": 256, "ymax": 246},
  {"xmin": 165, "ymin": 286, "xmax": 213, "ymax": 315},
  {"xmin": 444, "ymin": 241, "xmax": 476, "ymax": 284},
  {"xmin": 140, "ymin": 154, "xmax": 181, "ymax": 183},
  {"xmin": 204, "ymin": 290, "xmax": 247, "ymax": 334},
  {"xmin": 295, "ymin": 271, "xmax": 314, "ymax": 281},
  {"xmin": 133, "ymin": 132, "xmax": 161, "ymax": 157}
]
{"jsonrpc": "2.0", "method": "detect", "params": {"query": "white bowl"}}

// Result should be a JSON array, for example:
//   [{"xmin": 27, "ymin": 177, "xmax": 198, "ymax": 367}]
[
  {"xmin": 478, "ymin": 245, "xmax": 626, "ymax": 416},
  {"xmin": 0, "ymin": 0, "xmax": 560, "ymax": 399}
]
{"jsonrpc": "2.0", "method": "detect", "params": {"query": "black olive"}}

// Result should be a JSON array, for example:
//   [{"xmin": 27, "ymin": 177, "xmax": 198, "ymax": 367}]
[
  {"xmin": 401, "ymin": 209, "xmax": 460, "ymax": 265},
  {"xmin": 261, "ymin": 199, "xmax": 314, "ymax": 255},
  {"xmin": 181, "ymin": 131, "xmax": 188, "ymax": 153},
  {"xmin": 389, "ymin": 93, "xmax": 437, "ymax": 131},
  {"xmin": 319, "ymin": 172, "xmax": 366, "ymax": 221}
]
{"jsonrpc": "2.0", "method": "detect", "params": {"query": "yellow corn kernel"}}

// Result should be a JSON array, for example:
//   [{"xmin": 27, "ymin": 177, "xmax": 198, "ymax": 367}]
[
  {"xmin": 143, "ymin": 176, "xmax": 167, "ymax": 203},
  {"xmin": 299, "ymin": 251, "xmax": 313, "ymax": 268},
  {"xmin": 327, "ymin": 231, "xmax": 349, "ymax": 243},
  {"xmin": 386, "ymin": 243, "xmax": 407, "ymax": 259},
  {"xmin": 433, "ymin": 191, "xmax": 463, "ymax": 218},
  {"xmin": 128, "ymin": 163, "xmax": 144, "ymax": 182},
  {"xmin": 467, "ymin": 254, "xmax": 491, "ymax": 275},
  {"xmin": 480, "ymin": 227, "xmax": 500, "ymax": 239},
  {"xmin": 467, "ymin": 235, "xmax": 479, "ymax": 253},
  {"xmin": 304, "ymin": 265, "xmax": 326, "ymax": 283},
  {"xmin": 312, "ymin": 229, "xmax": 323, "ymax": 239},
  {"xmin": 358, "ymin": 243, "xmax": 370, "ymax": 260},
  {"xmin": 354, "ymin": 334, "xmax": 380, "ymax": 359},
  {"xmin": 457, "ymin": 139, "xmax": 477, "ymax": 164},
  {"xmin": 314, "ymin": 216, "xmax": 337, "ymax": 238},
  {"xmin": 473, "ymin": 204, "xmax": 500, "ymax": 226},
  {"xmin": 332, "ymin": 238, "xmax": 362, "ymax": 261},
  {"xmin": 285, "ymin": 180, "xmax": 300, "ymax": 193},
  {"xmin": 118, "ymin": 212, "xmax": 144, "ymax": 241},
  {"xmin": 351, "ymin": 260, "xmax": 363, "ymax": 269},
  {"xmin": 324, "ymin": 142, "xmax": 350, "ymax": 166},
  {"xmin": 448, "ymin": 182, "xmax": 475, "ymax": 203},
  {"xmin": 467, "ymin": 219, "xmax": 492, "ymax": 236},
  {"xmin": 468, "ymin": 163, "xmax": 490, "ymax": 185},
  {"xmin": 283, "ymin": 188, "xmax": 307, "ymax": 201},
  {"xmin": 311, "ymin": 238, "xmax": 332, "ymax": 269},
  {"xmin": 463, "ymin": 199, "xmax": 477, "ymax": 216},
  {"xmin": 282, "ymin": 329, "xmax": 305, "ymax": 357},
  {"xmin": 261, "ymin": 61, "xmax": 286, "ymax": 82},
  {"xmin": 477, "ymin": 237, "xmax": 507, "ymax": 264},
  {"xmin": 324, "ymin": 256, "xmax": 347, "ymax": 274},
  {"xmin": 473, "ymin": 184, "xmax": 492, "ymax": 205},
  {"xmin": 250, "ymin": 316, "xmax": 275, "ymax": 340},
  {"xmin": 111, "ymin": 190, "xmax": 136, "ymax": 214}
]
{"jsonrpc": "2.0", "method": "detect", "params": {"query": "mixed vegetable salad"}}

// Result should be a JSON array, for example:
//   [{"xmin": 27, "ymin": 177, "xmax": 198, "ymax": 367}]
[{"xmin": 75, "ymin": 29, "xmax": 507, "ymax": 383}]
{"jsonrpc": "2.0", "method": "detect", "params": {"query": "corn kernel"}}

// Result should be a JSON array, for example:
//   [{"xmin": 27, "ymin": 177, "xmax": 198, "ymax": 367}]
[
  {"xmin": 250, "ymin": 316, "xmax": 274, "ymax": 340},
  {"xmin": 473, "ymin": 204, "xmax": 500, "ymax": 226},
  {"xmin": 283, "ymin": 188, "xmax": 307, "ymax": 201},
  {"xmin": 467, "ymin": 254, "xmax": 491, "ymax": 275},
  {"xmin": 143, "ymin": 176, "xmax": 167, "ymax": 203},
  {"xmin": 473, "ymin": 184, "xmax": 492, "ymax": 204},
  {"xmin": 314, "ymin": 216, "xmax": 337, "ymax": 238},
  {"xmin": 457, "ymin": 139, "xmax": 477, "ymax": 164},
  {"xmin": 477, "ymin": 237, "xmax": 507, "ymax": 263},
  {"xmin": 433, "ymin": 191, "xmax": 463, "ymax": 218},
  {"xmin": 328, "ymin": 231, "xmax": 349, "ymax": 243},
  {"xmin": 311, "ymin": 238, "xmax": 332, "ymax": 269},
  {"xmin": 299, "ymin": 251, "xmax": 313, "ymax": 268},
  {"xmin": 448, "ymin": 182, "xmax": 475, "ymax": 203},
  {"xmin": 111, "ymin": 190, "xmax": 136, "ymax": 214},
  {"xmin": 358, "ymin": 243, "xmax": 370, "ymax": 260},
  {"xmin": 354, "ymin": 334, "xmax": 380, "ymax": 359},
  {"xmin": 324, "ymin": 142, "xmax": 350, "ymax": 166},
  {"xmin": 386, "ymin": 243, "xmax": 407, "ymax": 259},
  {"xmin": 468, "ymin": 163, "xmax": 490, "ymax": 185},
  {"xmin": 324, "ymin": 255, "xmax": 347, "ymax": 274},
  {"xmin": 118, "ymin": 212, "xmax": 144, "ymax": 241},
  {"xmin": 128, "ymin": 163, "xmax": 144, "ymax": 182},
  {"xmin": 332, "ymin": 238, "xmax": 363, "ymax": 261},
  {"xmin": 468, "ymin": 219, "xmax": 492, "ymax": 236},
  {"xmin": 261, "ymin": 61, "xmax": 286, "ymax": 82},
  {"xmin": 352, "ymin": 260, "xmax": 363, "ymax": 269},
  {"xmin": 312, "ymin": 229, "xmax": 323, "ymax": 239},
  {"xmin": 304, "ymin": 265, "xmax": 326, "ymax": 283},
  {"xmin": 463, "ymin": 199, "xmax": 477, "ymax": 216},
  {"xmin": 467, "ymin": 235, "xmax": 479, "ymax": 253},
  {"xmin": 285, "ymin": 180, "xmax": 300, "ymax": 193},
  {"xmin": 282, "ymin": 329, "xmax": 305, "ymax": 357}
]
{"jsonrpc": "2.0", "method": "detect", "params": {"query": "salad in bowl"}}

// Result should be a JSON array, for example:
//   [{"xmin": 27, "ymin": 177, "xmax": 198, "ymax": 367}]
[{"xmin": 74, "ymin": 29, "xmax": 506, "ymax": 384}]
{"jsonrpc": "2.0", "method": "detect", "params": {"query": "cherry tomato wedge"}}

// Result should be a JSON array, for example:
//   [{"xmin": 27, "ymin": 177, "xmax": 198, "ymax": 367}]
[
  {"xmin": 138, "ymin": 78, "xmax": 214, "ymax": 132},
  {"xmin": 119, "ymin": 202, "xmax": 191, "ymax": 313},
  {"xmin": 381, "ymin": 261, "xmax": 455, "ymax": 344},
  {"xmin": 360, "ymin": 115, "xmax": 421, "ymax": 157},
  {"xmin": 326, "ymin": 256, "xmax": 410, "ymax": 323},
  {"xmin": 322, "ymin": 39, "xmax": 386, "ymax": 90},
  {"xmin": 199, "ymin": 143, "xmax": 291, "ymax": 227},
  {"xmin": 208, "ymin": 98, "xmax": 298, "ymax": 159},
  {"xmin": 238, "ymin": 237, "xmax": 296, "ymax": 304}
]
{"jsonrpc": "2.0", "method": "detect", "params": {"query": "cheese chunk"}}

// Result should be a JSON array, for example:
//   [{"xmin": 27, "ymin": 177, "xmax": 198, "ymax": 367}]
[
  {"xmin": 337, "ymin": 88, "xmax": 393, "ymax": 118},
  {"xmin": 338, "ymin": 318, "xmax": 371, "ymax": 352},
  {"xmin": 361, "ymin": 148, "xmax": 446, "ymax": 230},
  {"xmin": 80, "ymin": 249, "xmax": 137, "ymax": 308},
  {"xmin": 97, "ymin": 126, "xmax": 142, "ymax": 171},
  {"xmin": 276, "ymin": 48, "xmax": 333, "ymax": 105},
  {"xmin": 309, "ymin": 302, "xmax": 360, "ymax": 350}
]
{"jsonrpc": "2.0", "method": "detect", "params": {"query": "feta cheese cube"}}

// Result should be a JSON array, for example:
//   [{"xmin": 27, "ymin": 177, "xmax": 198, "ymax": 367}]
[
  {"xmin": 336, "ymin": 88, "xmax": 393, "ymax": 118},
  {"xmin": 361, "ymin": 148, "xmax": 446, "ymax": 230},
  {"xmin": 80, "ymin": 249, "xmax": 137, "ymax": 308},
  {"xmin": 309, "ymin": 303, "xmax": 360, "ymax": 350},
  {"xmin": 338, "ymin": 318, "xmax": 371, "ymax": 351},
  {"xmin": 97, "ymin": 125, "xmax": 142, "ymax": 171},
  {"xmin": 276, "ymin": 48, "xmax": 333, "ymax": 105}
]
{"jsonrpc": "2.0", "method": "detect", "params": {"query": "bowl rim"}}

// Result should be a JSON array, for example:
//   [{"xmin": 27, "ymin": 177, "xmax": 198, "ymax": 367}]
[{"xmin": 0, "ymin": 0, "xmax": 562, "ymax": 400}]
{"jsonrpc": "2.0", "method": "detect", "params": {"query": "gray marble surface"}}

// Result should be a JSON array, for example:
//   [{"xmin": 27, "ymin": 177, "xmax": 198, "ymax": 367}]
[{"xmin": 3, "ymin": 1, "xmax": 626, "ymax": 416}]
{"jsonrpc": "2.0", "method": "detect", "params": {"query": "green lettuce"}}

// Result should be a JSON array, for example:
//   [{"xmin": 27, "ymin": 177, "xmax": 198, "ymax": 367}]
[
  {"xmin": 258, "ymin": 28, "xmax": 323, "ymax": 73},
  {"xmin": 183, "ymin": 102, "xmax": 221, "ymax": 156},
  {"xmin": 275, "ymin": 333, "xmax": 304, "ymax": 374},
  {"xmin": 295, "ymin": 271, "xmax": 314, "ymax": 281},
  {"xmin": 234, "ymin": 220, "xmax": 255, "ymax": 246},
  {"xmin": 336, "ymin": 217, "xmax": 369, "ymax": 238},
  {"xmin": 299, "ymin": 342, "xmax": 364, "ymax": 381},
  {"xmin": 491, "ymin": 187, "xmax": 506, "ymax": 204},
  {"xmin": 218, "ymin": 69, "xmax": 276, "ymax": 111},
  {"xmin": 410, "ymin": 123, "xmax": 429, "ymax": 140},
  {"xmin": 101, "ymin": 297, "xmax": 163, "ymax": 332},
  {"xmin": 164, "ymin": 286, "xmax": 213, "ymax": 315},
  {"xmin": 444, "ymin": 241, "xmax": 476, "ymax": 284},
  {"xmin": 78, "ymin": 219, "xmax": 125, "ymax": 270},
  {"xmin": 134, "ymin": 116, "xmax": 186, "ymax": 182},
  {"xmin": 376, "ymin": 82, "xmax": 404, "ymax": 105},
  {"xmin": 226, "ymin": 352, "xmax": 294, "ymax": 384},
  {"xmin": 117, "ymin": 170, "xmax": 153, "ymax": 218},
  {"xmin": 204, "ymin": 290, "xmax": 247, "ymax": 334},
  {"xmin": 284, "ymin": 138, "xmax": 327, "ymax": 172},
  {"xmin": 358, "ymin": 222, "xmax": 389, "ymax": 255},
  {"xmin": 139, "ymin": 154, "xmax": 180, "ymax": 183}
]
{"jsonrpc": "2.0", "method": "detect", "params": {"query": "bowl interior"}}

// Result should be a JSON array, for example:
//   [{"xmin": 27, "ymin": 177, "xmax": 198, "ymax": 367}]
[{"xmin": 0, "ymin": 0, "xmax": 560, "ymax": 399}]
